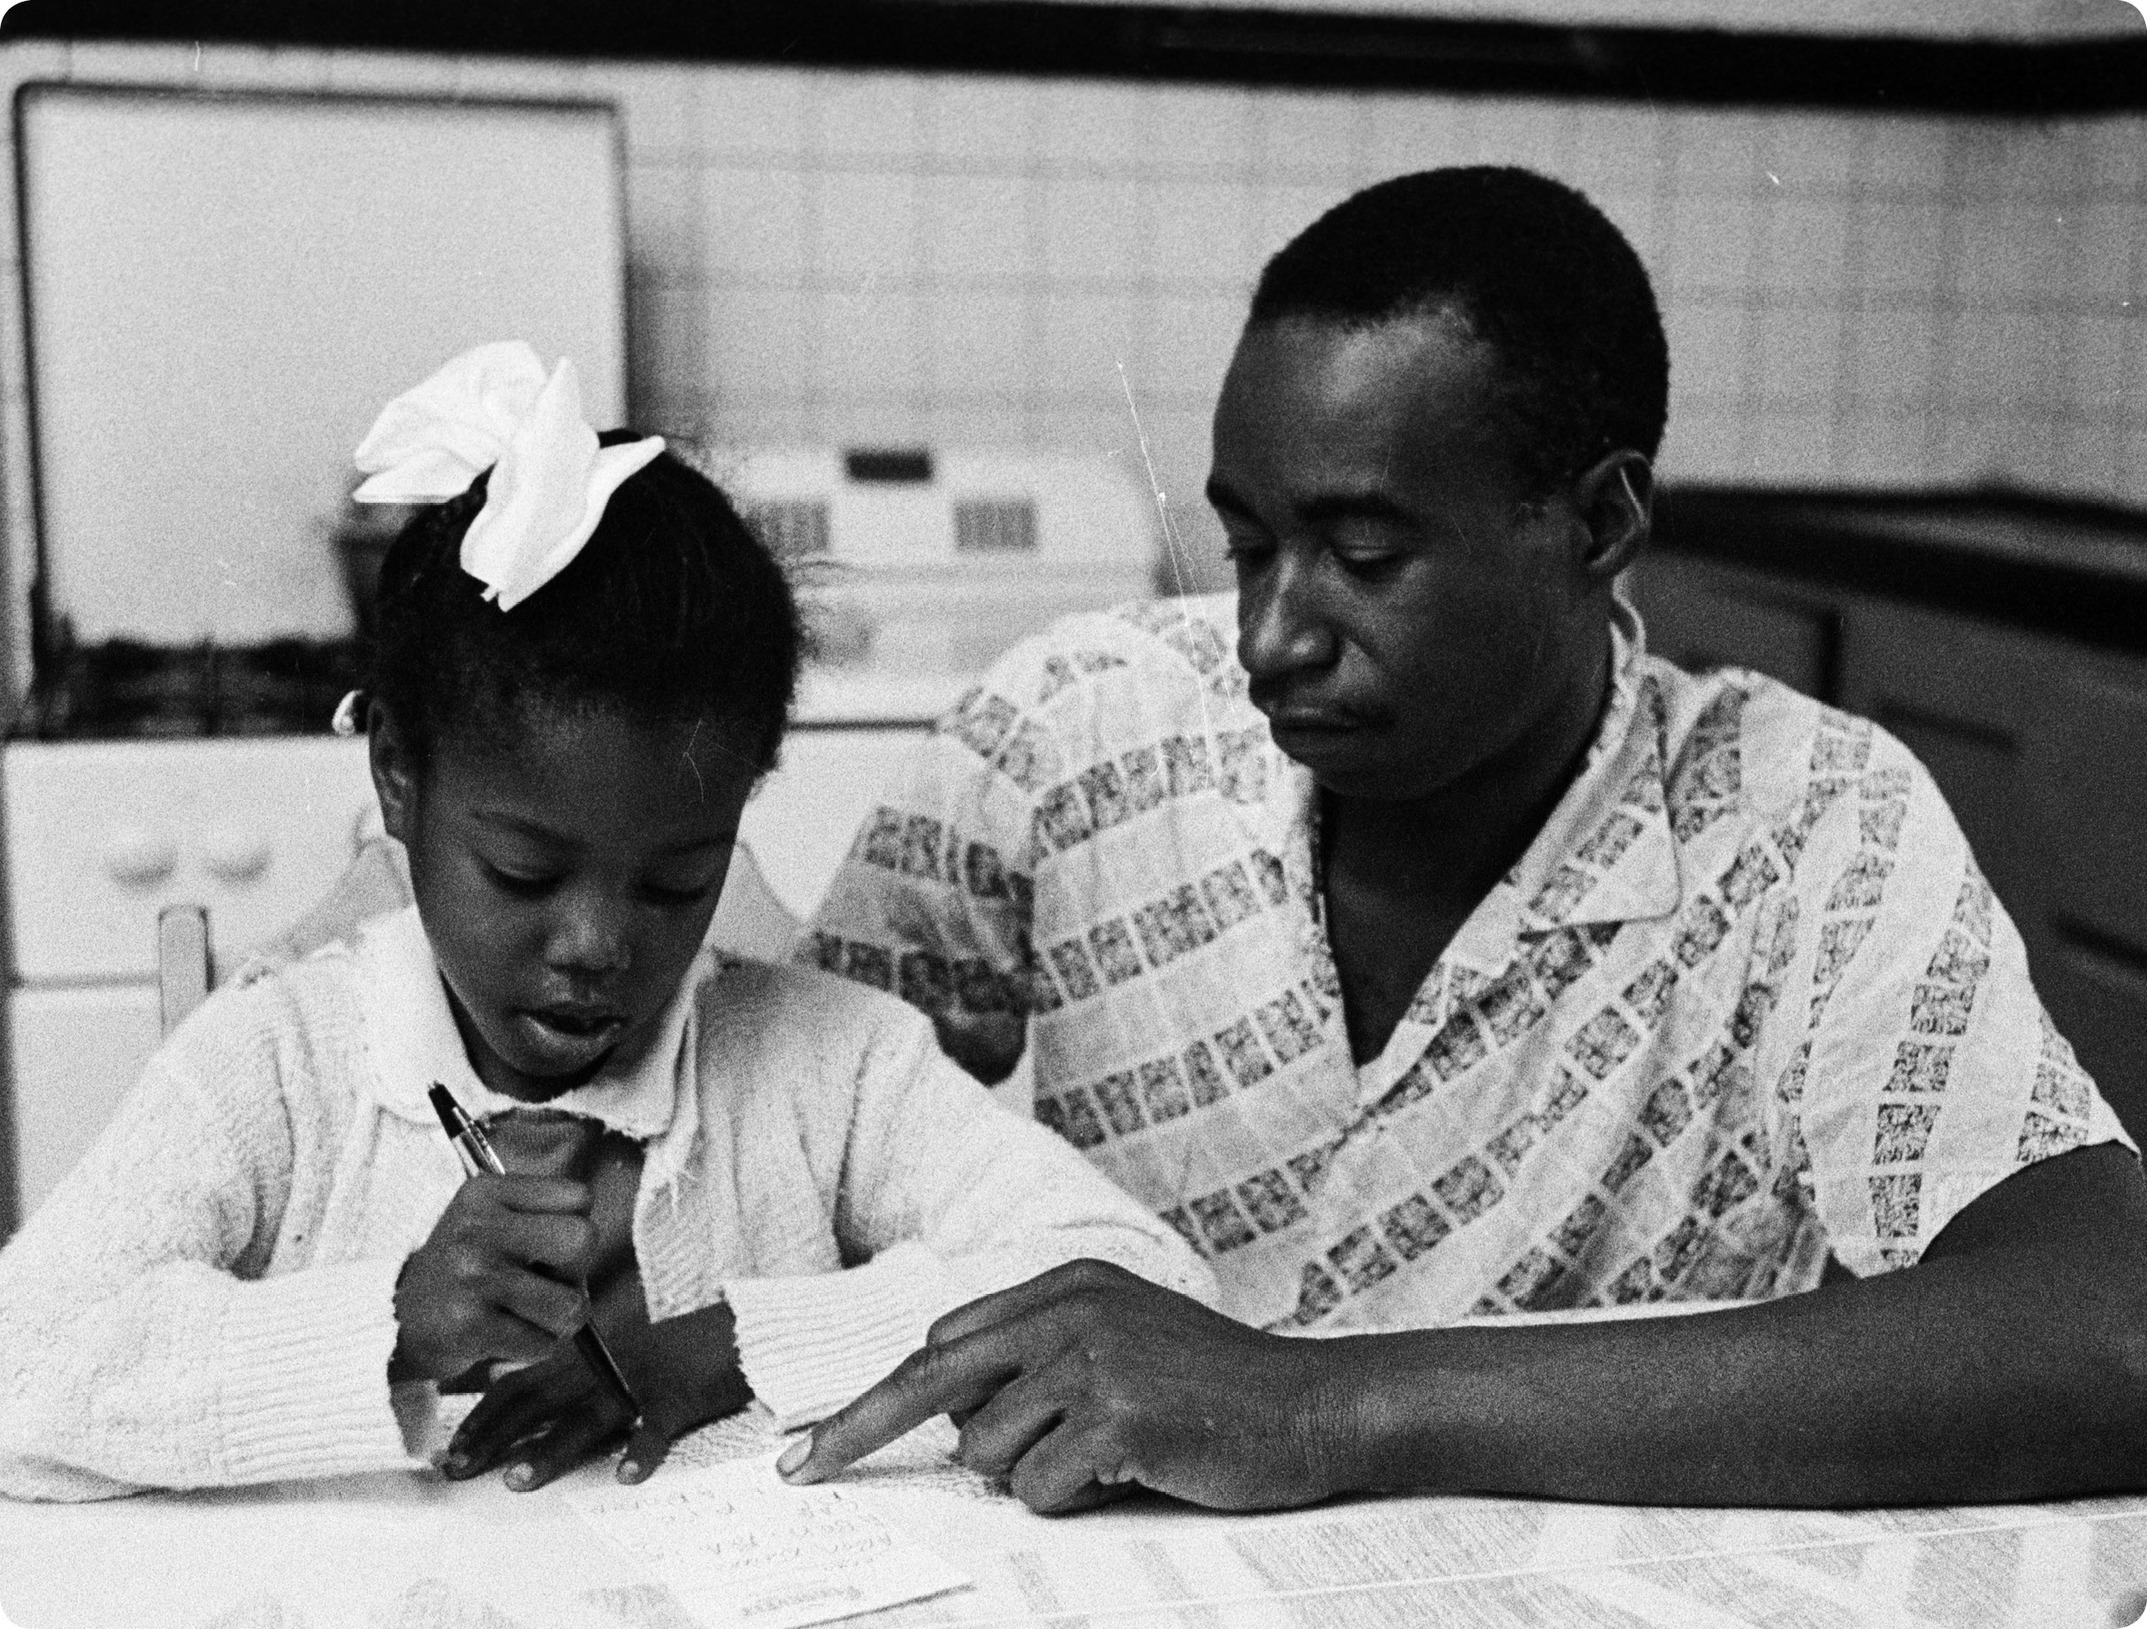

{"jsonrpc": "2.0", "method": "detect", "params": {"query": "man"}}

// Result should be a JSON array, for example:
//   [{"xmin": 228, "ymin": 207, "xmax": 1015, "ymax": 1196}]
[{"xmin": 783, "ymin": 168, "xmax": 2147, "ymax": 1512}]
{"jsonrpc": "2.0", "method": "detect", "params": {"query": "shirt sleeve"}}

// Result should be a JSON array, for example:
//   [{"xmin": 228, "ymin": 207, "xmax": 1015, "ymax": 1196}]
[
  {"xmin": 802, "ymin": 673, "xmax": 1050, "ymax": 1087},
  {"xmin": 0, "ymin": 997, "xmax": 419, "ymax": 1500},
  {"xmin": 722, "ymin": 1001, "xmax": 1217, "ymax": 1430},
  {"xmin": 1790, "ymin": 740, "xmax": 2136, "ymax": 1278}
]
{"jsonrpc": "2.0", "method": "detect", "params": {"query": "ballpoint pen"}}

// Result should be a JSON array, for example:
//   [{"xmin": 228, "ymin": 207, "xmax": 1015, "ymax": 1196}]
[{"xmin": 427, "ymin": 1081, "xmax": 640, "ymax": 1418}]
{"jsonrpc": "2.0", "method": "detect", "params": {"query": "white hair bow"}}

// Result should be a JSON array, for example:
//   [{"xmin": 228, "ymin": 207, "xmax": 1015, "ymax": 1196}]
[{"xmin": 352, "ymin": 340, "xmax": 664, "ymax": 611}]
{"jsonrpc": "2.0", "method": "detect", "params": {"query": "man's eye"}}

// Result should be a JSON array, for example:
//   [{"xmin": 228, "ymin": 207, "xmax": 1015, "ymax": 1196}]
[
  {"xmin": 1336, "ymin": 551, "xmax": 1402, "ymax": 577},
  {"xmin": 643, "ymin": 880, "xmax": 717, "ymax": 908}
]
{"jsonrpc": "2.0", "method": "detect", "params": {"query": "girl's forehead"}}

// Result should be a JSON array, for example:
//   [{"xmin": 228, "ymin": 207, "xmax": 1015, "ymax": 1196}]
[{"xmin": 433, "ymin": 701, "xmax": 762, "ymax": 833}]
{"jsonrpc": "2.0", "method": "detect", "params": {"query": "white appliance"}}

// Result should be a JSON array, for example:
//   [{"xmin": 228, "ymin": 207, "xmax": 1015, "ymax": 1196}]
[
  {"xmin": 14, "ymin": 86, "xmax": 627, "ymax": 659},
  {"xmin": 720, "ymin": 446, "xmax": 1158, "ymax": 724},
  {"xmin": 0, "ymin": 85, "xmax": 632, "ymax": 1232},
  {"xmin": 719, "ymin": 440, "xmax": 1160, "ymax": 942}
]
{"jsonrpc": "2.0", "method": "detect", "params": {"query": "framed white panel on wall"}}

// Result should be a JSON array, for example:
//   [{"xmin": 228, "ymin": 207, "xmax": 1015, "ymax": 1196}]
[{"xmin": 16, "ymin": 86, "xmax": 626, "ymax": 647}]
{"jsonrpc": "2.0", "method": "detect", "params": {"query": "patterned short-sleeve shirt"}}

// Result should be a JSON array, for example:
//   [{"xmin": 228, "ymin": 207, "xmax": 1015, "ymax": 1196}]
[{"xmin": 806, "ymin": 593, "xmax": 2133, "ymax": 1331}]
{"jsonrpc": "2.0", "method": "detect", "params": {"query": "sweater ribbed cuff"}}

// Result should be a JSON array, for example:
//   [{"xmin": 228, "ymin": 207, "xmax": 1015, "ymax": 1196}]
[
  {"xmin": 215, "ymin": 1255, "xmax": 422, "ymax": 1484},
  {"xmin": 725, "ymin": 1243, "xmax": 948, "ymax": 1431}
]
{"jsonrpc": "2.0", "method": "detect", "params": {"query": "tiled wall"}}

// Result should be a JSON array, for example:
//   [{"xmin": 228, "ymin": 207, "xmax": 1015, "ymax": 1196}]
[{"xmin": 0, "ymin": 38, "xmax": 2141, "ymax": 645}]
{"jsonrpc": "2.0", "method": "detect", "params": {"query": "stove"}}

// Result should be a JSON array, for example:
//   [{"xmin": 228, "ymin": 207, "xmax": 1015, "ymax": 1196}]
[{"xmin": 17, "ymin": 636, "xmax": 366, "ymax": 740}]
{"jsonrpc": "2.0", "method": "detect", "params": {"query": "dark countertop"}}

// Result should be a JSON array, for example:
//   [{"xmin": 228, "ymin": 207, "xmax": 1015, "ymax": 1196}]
[{"xmin": 1651, "ymin": 486, "xmax": 2147, "ymax": 654}]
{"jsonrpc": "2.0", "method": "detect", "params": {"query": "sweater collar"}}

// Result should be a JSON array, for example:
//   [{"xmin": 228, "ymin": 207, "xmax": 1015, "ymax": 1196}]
[{"xmin": 351, "ymin": 905, "xmax": 701, "ymax": 1146}]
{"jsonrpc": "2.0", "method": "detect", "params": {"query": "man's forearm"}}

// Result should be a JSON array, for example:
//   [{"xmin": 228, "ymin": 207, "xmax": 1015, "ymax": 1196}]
[
  {"xmin": 1317, "ymin": 1243, "xmax": 2147, "ymax": 1507},
  {"xmin": 782, "ymin": 1149, "xmax": 2147, "ymax": 1514}
]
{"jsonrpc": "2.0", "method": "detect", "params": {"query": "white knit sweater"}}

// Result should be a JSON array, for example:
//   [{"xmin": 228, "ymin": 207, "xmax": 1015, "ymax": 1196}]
[{"xmin": 0, "ymin": 906, "xmax": 1212, "ymax": 1501}]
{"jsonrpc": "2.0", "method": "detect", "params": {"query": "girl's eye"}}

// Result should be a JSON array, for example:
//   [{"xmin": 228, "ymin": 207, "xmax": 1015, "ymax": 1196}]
[{"xmin": 485, "ymin": 864, "xmax": 558, "ymax": 897}]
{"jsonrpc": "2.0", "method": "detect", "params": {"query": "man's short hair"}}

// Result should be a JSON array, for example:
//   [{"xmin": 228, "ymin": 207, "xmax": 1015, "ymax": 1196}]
[{"xmin": 1249, "ymin": 166, "xmax": 1669, "ymax": 496}]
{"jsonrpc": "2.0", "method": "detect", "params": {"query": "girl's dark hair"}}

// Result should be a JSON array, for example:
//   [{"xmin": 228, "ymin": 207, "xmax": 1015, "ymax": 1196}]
[{"xmin": 367, "ymin": 433, "xmax": 799, "ymax": 769}]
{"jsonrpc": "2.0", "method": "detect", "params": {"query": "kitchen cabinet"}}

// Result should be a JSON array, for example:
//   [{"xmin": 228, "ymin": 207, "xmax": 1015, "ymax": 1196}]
[{"xmin": 1630, "ymin": 537, "xmax": 2147, "ymax": 1135}]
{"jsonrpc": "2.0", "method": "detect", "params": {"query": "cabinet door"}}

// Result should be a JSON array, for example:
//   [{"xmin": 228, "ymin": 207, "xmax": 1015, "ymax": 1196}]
[
  {"xmin": 1836, "ymin": 599, "xmax": 2054, "ymax": 964},
  {"xmin": 2027, "ymin": 663, "xmax": 2147, "ymax": 1136},
  {"xmin": 1626, "ymin": 555, "xmax": 1837, "ymax": 701},
  {"xmin": 1839, "ymin": 598, "xmax": 2147, "ymax": 1135},
  {"xmin": 3, "ymin": 985, "xmax": 162, "ymax": 1237}
]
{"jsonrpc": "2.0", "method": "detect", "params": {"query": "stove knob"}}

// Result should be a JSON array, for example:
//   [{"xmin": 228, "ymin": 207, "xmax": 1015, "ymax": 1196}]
[
  {"xmin": 103, "ymin": 826, "xmax": 177, "ymax": 888},
  {"xmin": 202, "ymin": 830, "xmax": 272, "ymax": 884}
]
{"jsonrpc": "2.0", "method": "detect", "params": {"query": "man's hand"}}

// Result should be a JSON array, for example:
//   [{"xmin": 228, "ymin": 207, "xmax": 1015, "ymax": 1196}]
[
  {"xmin": 443, "ymin": 1272, "xmax": 751, "ymax": 1491},
  {"xmin": 391, "ymin": 1174, "xmax": 596, "ymax": 1383},
  {"xmin": 777, "ymin": 1260, "xmax": 1342, "ymax": 1514}
]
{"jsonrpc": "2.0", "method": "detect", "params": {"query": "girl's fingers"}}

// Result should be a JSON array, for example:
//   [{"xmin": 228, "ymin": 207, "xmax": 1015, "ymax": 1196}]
[
  {"xmin": 616, "ymin": 1417, "xmax": 676, "ymax": 1485},
  {"xmin": 503, "ymin": 1411, "xmax": 623, "ymax": 1492},
  {"xmin": 449, "ymin": 1374, "xmax": 572, "ymax": 1474},
  {"xmin": 499, "ymin": 1210, "xmax": 599, "ymax": 1279},
  {"xmin": 486, "ymin": 1174, "xmax": 593, "ymax": 1214},
  {"xmin": 495, "ymin": 1271, "xmax": 590, "ymax": 1340}
]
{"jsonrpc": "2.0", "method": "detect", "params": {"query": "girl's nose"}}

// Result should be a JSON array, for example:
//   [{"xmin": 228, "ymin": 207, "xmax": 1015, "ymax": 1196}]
[
  {"xmin": 1236, "ymin": 557, "xmax": 1338, "ymax": 682},
  {"xmin": 545, "ymin": 891, "xmax": 631, "ymax": 975}
]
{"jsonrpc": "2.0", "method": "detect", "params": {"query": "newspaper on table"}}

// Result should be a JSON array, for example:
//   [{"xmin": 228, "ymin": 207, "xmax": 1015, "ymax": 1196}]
[{"xmin": 4, "ymin": 1401, "xmax": 2146, "ymax": 1628}]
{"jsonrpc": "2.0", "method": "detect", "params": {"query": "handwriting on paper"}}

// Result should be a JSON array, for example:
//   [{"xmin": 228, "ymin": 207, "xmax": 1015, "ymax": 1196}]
[{"xmin": 565, "ymin": 1455, "xmax": 970, "ymax": 1629}]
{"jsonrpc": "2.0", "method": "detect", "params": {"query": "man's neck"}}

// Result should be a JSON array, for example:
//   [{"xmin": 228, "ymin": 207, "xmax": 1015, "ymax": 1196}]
[
  {"xmin": 1315, "ymin": 631, "xmax": 1618, "ymax": 1065},
  {"xmin": 1320, "ymin": 637, "xmax": 1618, "ymax": 911}
]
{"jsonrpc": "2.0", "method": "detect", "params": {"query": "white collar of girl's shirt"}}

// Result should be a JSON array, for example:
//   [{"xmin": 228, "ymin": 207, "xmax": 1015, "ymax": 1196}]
[{"xmin": 349, "ymin": 905, "xmax": 708, "ymax": 1161}]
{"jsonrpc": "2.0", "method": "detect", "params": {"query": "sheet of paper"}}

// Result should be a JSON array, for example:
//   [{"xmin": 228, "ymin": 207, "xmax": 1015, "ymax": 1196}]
[{"xmin": 564, "ymin": 1453, "xmax": 972, "ymax": 1629}]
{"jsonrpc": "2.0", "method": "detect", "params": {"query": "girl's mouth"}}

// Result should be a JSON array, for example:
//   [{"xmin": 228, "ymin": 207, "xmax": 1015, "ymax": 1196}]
[{"xmin": 515, "ymin": 1006, "xmax": 627, "ymax": 1068}]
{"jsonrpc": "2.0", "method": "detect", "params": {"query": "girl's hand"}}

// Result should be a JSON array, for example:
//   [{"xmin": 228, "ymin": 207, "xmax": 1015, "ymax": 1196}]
[
  {"xmin": 442, "ymin": 1272, "xmax": 751, "ymax": 1490},
  {"xmin": 391, "ymin": 1173, "xmax": 597, "ymax": 1383}
]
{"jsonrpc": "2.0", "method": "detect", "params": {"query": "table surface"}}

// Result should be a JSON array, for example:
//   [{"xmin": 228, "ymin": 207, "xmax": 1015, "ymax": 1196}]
[{"xmin": 4, "ymin": 1402, "xmax": 2147, "ymax": 1629}]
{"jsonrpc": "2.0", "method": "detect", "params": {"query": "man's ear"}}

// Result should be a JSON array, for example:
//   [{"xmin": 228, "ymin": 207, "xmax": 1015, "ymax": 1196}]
[
  {"xmin": 367, "ymin": 698, "xmax": 420, "ymax": 845},
  {"xmin": 1569, "ymin": 449, "xmax": 1655, "ymax": 582}
]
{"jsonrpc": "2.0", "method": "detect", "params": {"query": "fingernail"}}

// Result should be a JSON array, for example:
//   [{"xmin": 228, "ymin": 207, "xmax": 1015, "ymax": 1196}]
[
  {"xmin": 443, "ymin": 1451, "xmax": 468, "ymax": 1474},
  {"xmin": 776, "ymin": 1436, "xmax": 811, "ymax": 1478},
  {"xmin": 618, "ymin": 1460, "xmax": 641, "ymax": 1482},
  {"xmin": 505, "ymin": 1464, "xmax": 535, "ymax": 1491}
]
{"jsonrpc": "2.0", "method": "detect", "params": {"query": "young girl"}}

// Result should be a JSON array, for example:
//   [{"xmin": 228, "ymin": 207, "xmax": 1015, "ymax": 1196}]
[{"xmin": 0, "ymin": 341, "xmax": 1211, "ymax": 1501}]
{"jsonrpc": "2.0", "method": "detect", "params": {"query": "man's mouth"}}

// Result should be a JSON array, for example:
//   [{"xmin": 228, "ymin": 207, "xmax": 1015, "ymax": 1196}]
[{"xmin": 1262, "ymin": 707, "xmax": 1363, "ymax": 735}]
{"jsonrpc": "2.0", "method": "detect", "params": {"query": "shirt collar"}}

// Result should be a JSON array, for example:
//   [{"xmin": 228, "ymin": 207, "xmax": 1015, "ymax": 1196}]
[
  {"xmin": 350, "ymin": 904, "xmax": 700, "ymax": 1143},
  {"xmin": 1436, "ymin": 595, "xmax": 1682, "ymax": 970}
]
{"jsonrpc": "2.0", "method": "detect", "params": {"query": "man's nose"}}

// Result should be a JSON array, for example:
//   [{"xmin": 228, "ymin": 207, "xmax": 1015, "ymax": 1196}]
[{"xmin": 1237, "ymin": 554, "xmax": 1337, "ymax": 682}]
